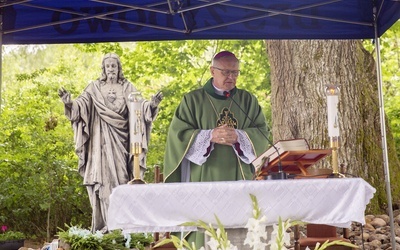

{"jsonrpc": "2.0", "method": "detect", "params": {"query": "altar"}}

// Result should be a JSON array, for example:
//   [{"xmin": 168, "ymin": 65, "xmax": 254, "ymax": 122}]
[{"xmin": 107, "ymin": 178, "xmax": 375, "ymax": 234}]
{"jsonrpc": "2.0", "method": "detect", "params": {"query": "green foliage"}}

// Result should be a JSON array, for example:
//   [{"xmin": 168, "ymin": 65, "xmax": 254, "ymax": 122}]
[
  {"xmin": 126, "ymin": 233, "xmax": 154, "ymax": 250},
  {"xmin": 155, "ymin": 215, "xmax": 233, "ymax": 250},
  {"xmin": 363, "ymin": 21, "xmax": 400, "ymax": 158},
  {"xmin": 57, "ymin": 225, "xmax": 152, "ymax": 250},
  {"xmin": 0, "ymin": 231, "xmax": 25, "ymax": 241},
  {"xmin": 0, "ymin": 45, "xmax": 94, "ymax": 240},
  {"xmin": 359, "ymin": 22, "xmax": 400, "ymax": 212}
]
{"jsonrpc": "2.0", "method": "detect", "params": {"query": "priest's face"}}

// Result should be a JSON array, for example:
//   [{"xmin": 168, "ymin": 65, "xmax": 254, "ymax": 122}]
[{"xmin": 210, "ymin": 56, "xmax": 240, "ymax": 91}]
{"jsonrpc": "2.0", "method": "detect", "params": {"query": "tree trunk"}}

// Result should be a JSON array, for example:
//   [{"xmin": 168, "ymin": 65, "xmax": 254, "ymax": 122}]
[{"xmin": 265, "ymin": 39, "xmax": 400, "ymax": 213}]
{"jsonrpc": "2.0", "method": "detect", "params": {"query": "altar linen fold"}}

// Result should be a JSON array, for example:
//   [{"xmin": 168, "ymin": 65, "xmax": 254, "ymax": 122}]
[{"xmin": 107, "ymin": 178, "xmax": 375, "ymax": 233}]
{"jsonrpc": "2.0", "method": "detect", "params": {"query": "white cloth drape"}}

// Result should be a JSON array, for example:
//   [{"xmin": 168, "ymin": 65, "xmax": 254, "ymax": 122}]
[{"xmin": 108, "ymin": 178, "xmax": 375, "ymax": 233}]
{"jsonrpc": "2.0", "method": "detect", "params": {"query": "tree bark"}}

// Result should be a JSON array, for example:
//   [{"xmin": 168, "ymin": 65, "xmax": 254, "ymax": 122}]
[{"xmin": 265, "ymin": 40, "xmax": 400, "ymax": 213}]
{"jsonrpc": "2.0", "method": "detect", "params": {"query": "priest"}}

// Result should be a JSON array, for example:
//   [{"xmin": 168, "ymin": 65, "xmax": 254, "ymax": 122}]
[{"xmin": 163, "ymin": 50, "xmax": 269, "ymax": 247}]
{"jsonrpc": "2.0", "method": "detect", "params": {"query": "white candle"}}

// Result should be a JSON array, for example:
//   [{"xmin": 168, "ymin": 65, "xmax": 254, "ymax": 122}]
[
  {"xmin": 129, "ymin": 92, "xmax": 143, "ymax": 145},
  {"xmin": 325, "ymin": 84, "xmax": 340, "ymax": 138},
  {"xmin": 326, "ymin": 93, "xmax": 339, "ymax": 137}
]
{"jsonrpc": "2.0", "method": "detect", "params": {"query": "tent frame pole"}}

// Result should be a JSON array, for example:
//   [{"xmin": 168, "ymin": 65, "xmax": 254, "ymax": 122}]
[{"xmin": 373, "ymin": 9, "xmax": 396, "ymax": 250}]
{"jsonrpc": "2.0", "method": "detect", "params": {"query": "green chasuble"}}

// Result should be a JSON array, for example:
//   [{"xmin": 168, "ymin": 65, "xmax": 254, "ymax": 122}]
[
  {"xmin": 164, "ymin": 78, "xmax": 269, "ymax": 182},
  {"xmin": 163, "ymin": 78, "xmax": 269, "ymax": 247}
]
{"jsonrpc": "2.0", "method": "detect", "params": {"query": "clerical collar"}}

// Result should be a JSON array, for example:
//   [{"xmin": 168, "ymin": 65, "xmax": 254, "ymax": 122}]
[
  {"xmin": 212, "ymin": 85, "xmax": 226, "ymax": 97},
  {"xmin": 203, "ymin": 78, "xmax": 237, "ymax": 100}
]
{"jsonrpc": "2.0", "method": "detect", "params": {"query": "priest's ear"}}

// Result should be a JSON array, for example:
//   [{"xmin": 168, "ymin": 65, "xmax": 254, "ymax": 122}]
[{"xmin": 210, "ymin": 66, "xmax": 217, "ymax": 77}]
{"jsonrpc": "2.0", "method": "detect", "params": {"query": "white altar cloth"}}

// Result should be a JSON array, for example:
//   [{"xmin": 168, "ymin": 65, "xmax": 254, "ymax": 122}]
[{"xmin": 107, "ymin": 178, "xmax": 375, "ymax": 233}]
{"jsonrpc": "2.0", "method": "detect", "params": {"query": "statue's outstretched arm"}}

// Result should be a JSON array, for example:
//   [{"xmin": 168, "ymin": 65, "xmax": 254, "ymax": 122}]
[
  {"xmin": 58, "ymin": 87, "xmax": 73, "ymax": 108},
  {"xmin": 150, "ymin": 91, "xmax": 163, "ymax": 108}
]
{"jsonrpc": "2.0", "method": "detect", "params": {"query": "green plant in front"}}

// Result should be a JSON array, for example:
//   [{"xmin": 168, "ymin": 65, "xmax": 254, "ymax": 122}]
[
  {"xmin": 153, "ymin": 215, "xmax": 237, "ymax": 250},
  {"xmin": 57, "ymin": 225, "xmax": 153, "ymax": 250},
  {"xmin": 154, "ymin": 194, "xmax": 359, "ymax": 250}
]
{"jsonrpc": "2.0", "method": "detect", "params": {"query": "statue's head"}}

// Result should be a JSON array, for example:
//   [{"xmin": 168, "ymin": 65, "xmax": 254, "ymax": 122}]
[{"xmin": 100, "ymin": 53, "xmax": 126, "ymax": 83}]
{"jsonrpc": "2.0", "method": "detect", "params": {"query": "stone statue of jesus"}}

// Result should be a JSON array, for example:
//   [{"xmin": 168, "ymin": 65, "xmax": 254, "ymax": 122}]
[{"xmin": 58, "ymin": 52, "xmax": 162, "ymax": 232}]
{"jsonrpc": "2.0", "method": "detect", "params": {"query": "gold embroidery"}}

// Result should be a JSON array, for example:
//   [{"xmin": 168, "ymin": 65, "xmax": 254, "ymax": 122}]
[
  {"xmin": 217, "ymin": 107, "xmax": 238, "ymax": 128},
  {"xmin": 206, "ymin": 93, "xmax": 238, "ymax": 129}
]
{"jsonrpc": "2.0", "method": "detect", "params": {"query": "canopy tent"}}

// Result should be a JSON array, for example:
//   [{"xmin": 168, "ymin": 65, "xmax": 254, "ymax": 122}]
[
  {"xmin": 0, "ymin": 0, "xmax": 399, "ymax": 44},
  {"xmin": 1, "ymin": 0, "xmax": 399, "ymax": 248}
]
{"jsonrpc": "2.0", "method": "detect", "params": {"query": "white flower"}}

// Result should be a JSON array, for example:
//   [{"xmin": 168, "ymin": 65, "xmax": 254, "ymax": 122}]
[
  {"xmin": 206, "ymin": 237, "xmax": 220, "ymax": 249},
  {"xmin": 215, "ymin": 228, "xmax": 222, "ymax": 238},
  {"xmin": 244, "ymin": 202, "xmax": 269, "ymax": 250},
  {"xmin": 124, "ymin": 233, "xmax": 131, "ymax": 248},
  {"xmin": 94, "ymin": 230, "xmax": 104, "ymax": 239},
  {"xmin": 68, "ymin": 226, "xmax": 92, "ymax": 238},
  {"xmin": 268, "ymin": 218, "xmax": 292, "ymax": 250},
  {"xmin": 244, "ymin": 234, "xmax": 267, "ymax": 250},
  {"xmin": 229, "ymin": 244, "xmax": 239, "ymax": 250},
  {"xmin": 245, "ymin": 217, "xmax": 268, "ymax": 237}
]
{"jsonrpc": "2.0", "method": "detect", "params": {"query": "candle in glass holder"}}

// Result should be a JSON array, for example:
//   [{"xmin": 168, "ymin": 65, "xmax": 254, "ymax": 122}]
[
  {"xmin": 325, "ymin": 84, "xmax": 340, "ymax": 176},
  {"xmin": 325, "ymin": 84, "xmax": 340, "ymax": 137},
  {"xmin": 128, "ymin": 91, "xmax": 143, "ymax": 182},
  {"xmin": 129, "ymin": 91, "xmax": 143, "ymax": 145}
]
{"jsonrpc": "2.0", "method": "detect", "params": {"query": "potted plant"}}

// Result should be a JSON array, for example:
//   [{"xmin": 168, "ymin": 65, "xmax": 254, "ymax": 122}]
[{"xmin": 0, "ymin": 225, "xmax": 25, "ymax": 250}]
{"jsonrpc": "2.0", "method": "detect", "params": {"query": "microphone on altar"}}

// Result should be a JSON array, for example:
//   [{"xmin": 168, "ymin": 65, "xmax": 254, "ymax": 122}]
[{"xmin": 223, "ymin": 91, "xmax": 287, "ymax": 180}]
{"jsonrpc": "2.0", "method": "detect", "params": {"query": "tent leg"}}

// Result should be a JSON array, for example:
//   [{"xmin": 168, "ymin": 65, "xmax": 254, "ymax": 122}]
[{"xmin": 374, "ymin": 29, "xmax": 396, "ymax": 250}]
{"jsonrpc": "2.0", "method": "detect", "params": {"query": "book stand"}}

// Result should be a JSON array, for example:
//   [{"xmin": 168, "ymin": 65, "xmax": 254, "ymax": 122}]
[{"xmin": 256, "ymin": 149, "xmax": 332, "ymax": 179}]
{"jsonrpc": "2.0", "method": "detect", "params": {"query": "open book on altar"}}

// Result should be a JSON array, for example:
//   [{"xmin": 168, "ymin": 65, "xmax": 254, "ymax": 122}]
[{"xmin": 252, "ymin": 138, "xmax": 332, "ymax": 177}]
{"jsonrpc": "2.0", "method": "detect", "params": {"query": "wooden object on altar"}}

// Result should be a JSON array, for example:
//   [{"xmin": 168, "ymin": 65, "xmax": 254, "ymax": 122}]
[{"xmin": 256, "ymin": 149, "xmax": 332, "ymax": 179}]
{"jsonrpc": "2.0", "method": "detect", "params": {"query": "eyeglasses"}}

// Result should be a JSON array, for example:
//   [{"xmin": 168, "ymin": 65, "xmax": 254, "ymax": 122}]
[{"xmin": 212, "ymin": 67, "xmax": 240, "ymax": 77}]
